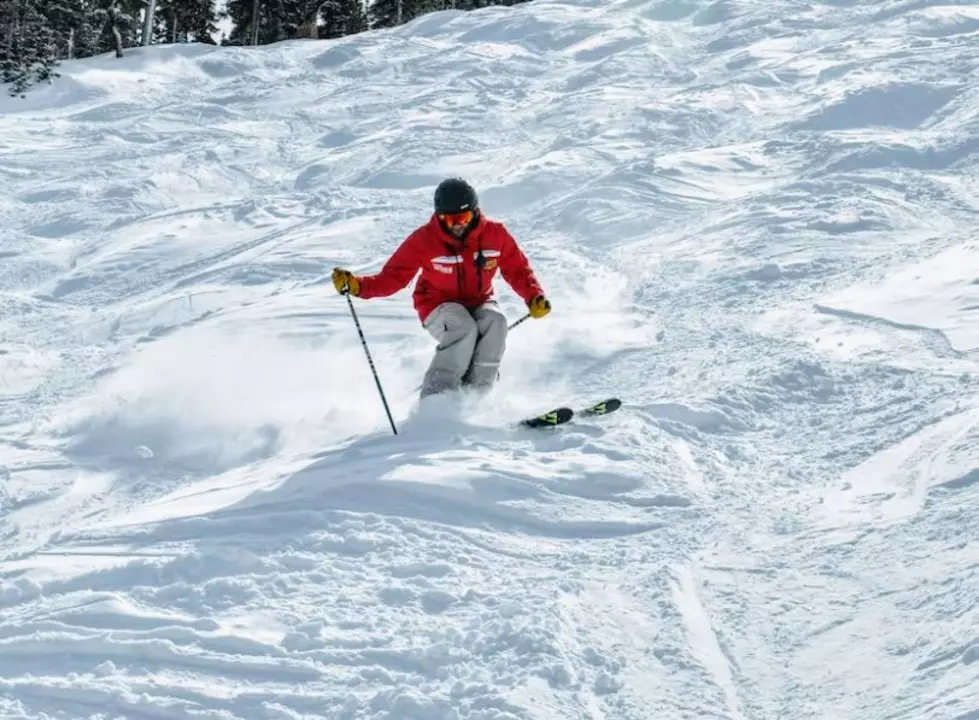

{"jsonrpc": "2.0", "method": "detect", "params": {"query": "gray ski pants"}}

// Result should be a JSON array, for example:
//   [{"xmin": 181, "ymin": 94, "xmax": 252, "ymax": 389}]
[{"xmin": 420, "ymin": 301, "xmax": 507, "ymax": 398}]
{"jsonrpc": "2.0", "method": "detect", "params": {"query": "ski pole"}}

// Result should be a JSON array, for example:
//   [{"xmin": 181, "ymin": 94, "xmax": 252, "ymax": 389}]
[
  {"xmin": 508, "ymin": 313, "xmax": 530, "ymax": 330},
  {"xmin": 343, "ymin": 289, "xmax": 398, "ymax": 436}
]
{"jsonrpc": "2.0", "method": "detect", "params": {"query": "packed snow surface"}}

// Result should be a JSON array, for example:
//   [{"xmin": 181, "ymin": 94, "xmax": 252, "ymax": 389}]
[{"xmin": 2, "ymin": 0, "xmax": 979, "ymax": 718}]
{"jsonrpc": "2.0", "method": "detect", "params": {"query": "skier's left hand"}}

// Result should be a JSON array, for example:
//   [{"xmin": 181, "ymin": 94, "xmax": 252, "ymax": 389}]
[
  {"xmin": 529, "ymin": 295, "xmax": 551, "ymax": 318},
  {"xmin": 332, "ymin": 268, "xmax": 360, "ymax": 295}
]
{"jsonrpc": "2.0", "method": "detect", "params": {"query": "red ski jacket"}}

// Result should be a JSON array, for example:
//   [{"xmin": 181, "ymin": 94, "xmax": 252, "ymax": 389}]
[{"xmin": 357, "ymin": 213, "xmax": 544, "ymax": 324}]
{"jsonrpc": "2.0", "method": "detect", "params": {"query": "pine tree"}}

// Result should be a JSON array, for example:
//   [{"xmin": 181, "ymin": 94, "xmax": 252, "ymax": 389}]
[
  {"xmin": 223, "ymin": 0, "xmax": 271, "ymax": 44},
  {"xmin": 415, "ymin": 0, "xmax": 457, "ymax": 13},
  {"xmin": 88, "ymin": 0, "xmax": 139, "ymax": 57},
  {"xmin": 0, "ymin": 0, "xmax": 60, "ymax": 96},
  {"xmin": 44, "ymin": 0, "xmax": 98, "ymax": 59},
  {"xmin": 367, "ymin": 0, "xmax": 513, "ymax": 30},
  {"xmin": 278, "ymin": 0, "xmax": 324, "ymax": 39},
  {"xmin": 319, "ymin": 0, "xmax": 365, "ymax": 39},
  {"xmin": 368, "ymin": 0, "xmax": 417, "ymax": 29},
  {"xmin": 223, "ymin": 0, "xmax": 345, "ymax": 44},
  {"xmin": 155, "ymin": 0, "xmax": 217, "ymax": 43}
]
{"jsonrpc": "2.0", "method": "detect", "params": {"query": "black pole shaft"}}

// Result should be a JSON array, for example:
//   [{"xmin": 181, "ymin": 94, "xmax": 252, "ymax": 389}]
[
  {"xmin": 345, "ymin": 292, "xmax": 398, "ymax": 436},
  {"xmin": 508, "ymin": 313, "xmax": 531, "ymax": 331}
]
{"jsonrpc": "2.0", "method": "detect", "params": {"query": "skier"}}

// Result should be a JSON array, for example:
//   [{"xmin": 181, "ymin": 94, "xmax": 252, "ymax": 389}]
[{"xmin": 332, "ymin": 177, "xmax": 551, "ymax": 399}]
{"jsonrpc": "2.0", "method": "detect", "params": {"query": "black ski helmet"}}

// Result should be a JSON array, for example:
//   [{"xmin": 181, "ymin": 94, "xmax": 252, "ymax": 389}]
[{"xmin": 434, "ymin": 178, "xmax": 478, "ymax": 215}]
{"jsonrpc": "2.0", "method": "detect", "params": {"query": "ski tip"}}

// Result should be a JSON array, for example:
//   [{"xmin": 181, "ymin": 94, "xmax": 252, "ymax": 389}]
[
  {"xmin": 582, "ymin": 397, "xmax": 622, "ymax": 415},
  {"xmin": 520, "ymin": 407, "xmax": 574, "ymax": 428}
]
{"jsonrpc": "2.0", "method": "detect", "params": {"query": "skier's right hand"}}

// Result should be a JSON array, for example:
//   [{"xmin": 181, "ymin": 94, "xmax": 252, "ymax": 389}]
[
  {"xmin": 528, "ymin": 295, "xmax": 551, "ymax": 318},
  {"xmin": 332, "ymin": 268, "xmax": 360, "ymax": 296}
]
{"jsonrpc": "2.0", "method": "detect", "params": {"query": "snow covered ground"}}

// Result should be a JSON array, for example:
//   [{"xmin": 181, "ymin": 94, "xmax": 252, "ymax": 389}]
[{"xmin": 2, "ymin": 0, "xmax": 979, "ymax": 717}]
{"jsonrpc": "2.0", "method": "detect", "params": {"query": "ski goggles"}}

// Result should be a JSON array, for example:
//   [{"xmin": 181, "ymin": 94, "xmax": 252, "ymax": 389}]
[{"xmin": 438, "ymin": 210, "xmax": 474, "ymax": 226}]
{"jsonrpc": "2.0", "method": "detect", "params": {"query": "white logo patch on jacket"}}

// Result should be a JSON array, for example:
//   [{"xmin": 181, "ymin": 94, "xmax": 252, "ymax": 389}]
[{"xmin": 432, "ymin": 255, "xmax": 461, "ymax": 274}]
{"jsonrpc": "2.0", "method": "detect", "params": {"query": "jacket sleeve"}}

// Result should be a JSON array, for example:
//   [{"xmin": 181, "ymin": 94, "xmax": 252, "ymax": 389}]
[
  {"xmin": 357, "ymin": 231, "xmax": 425, "ymax": 299},
  {"xmin": 497, "ymin": 225, "xmax": 544, "ymax": 304}
]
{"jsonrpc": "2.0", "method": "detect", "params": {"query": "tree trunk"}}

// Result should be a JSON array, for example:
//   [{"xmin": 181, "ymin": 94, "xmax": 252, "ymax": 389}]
[{"xmin": 142, "ymin": 0, "xmax": 157, "ymax": 45}]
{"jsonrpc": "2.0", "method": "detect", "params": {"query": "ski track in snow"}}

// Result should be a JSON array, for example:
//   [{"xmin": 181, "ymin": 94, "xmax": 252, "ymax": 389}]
[{"xmin": 2, "ymin": 0, "xmax": 979, "ymax": 718}]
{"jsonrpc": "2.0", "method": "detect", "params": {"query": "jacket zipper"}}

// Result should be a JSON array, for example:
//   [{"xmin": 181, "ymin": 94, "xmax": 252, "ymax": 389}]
[
  {"xmin": 449, "ymin": 242, "xmax": 464, "ymax": 299},
  {"xmin": 476, "ymin": 243, "xmax": 484, "ymax": 296},
  {"xmin": 450, "ymin": 239, "xmax": 483, "ymax": 300}
]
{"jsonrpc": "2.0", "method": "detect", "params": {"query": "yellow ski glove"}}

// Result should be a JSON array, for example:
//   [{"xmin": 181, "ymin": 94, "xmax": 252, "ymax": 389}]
[
  {"xmin": 528, "ymin": 295, "xmax": 551, "ymax": 319},
  {"xmin": 332, "ymin": 268, "xmax": 360, "ymax": 296}
]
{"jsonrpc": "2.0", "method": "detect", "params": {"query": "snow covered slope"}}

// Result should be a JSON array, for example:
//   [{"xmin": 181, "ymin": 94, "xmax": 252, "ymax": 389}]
[{"xmin": 2, "ymin": 0, "xmax": 979, "ymax": 718}]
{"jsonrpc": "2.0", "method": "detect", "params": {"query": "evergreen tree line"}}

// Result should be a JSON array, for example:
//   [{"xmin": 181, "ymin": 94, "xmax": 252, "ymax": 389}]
[{"xmin": 1, "ymin": 0, "xmax": 530, "ymax": 96}]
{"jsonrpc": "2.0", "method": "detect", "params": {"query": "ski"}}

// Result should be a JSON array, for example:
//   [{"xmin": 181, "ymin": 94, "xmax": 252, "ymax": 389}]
[
  {"xmin": 519, "ymin": 397, "xmax": 622, "ymax": 428},
  {"xmin": 520, "ymin": 406, "xmax": 574, "ymax": 428},
  {"xmin": 580, "ymin": 397, "xmax": 622, "ymax": 417}
]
